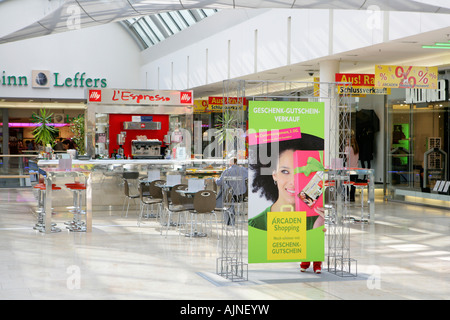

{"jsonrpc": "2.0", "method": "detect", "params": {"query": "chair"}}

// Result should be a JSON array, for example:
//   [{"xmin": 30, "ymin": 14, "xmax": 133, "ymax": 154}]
[
  {"xmin": 161, "ymin": 184, "xmax": 193, "ymax": 236},
  {"xmin": 171, "ymin": 184, "xmax": 194, "ymax": 209},
  {"xmin": 64, "ymin": 182, "xmax": 87, "ymax": 232},
  {"xmin": 138, "ymin": 180, "xmax": 164, "ymax": 226},
  {"xmin": 122, "ymin": 172, "xmax": 140, "ymax": 217},
  {"xmin": 32, "ymin": 183, "xmax": 61, "ymax": 233},
  {"xmin": 187, "ymin": 190, "xmax": 218, "ymax": 239}
]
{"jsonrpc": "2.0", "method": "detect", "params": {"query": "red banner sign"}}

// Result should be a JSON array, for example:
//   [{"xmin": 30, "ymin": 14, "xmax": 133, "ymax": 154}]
[
  {"xmin": 335, "ymin": 73, "xmax": 374, "ymax": 87},
  {"xmin": 208, "ymin": 96, "xmax": 247, "ymax": 105}
]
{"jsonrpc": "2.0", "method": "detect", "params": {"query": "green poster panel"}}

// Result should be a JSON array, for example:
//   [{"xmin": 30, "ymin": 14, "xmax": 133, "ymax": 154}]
[{"xmin": 247, "ymin": 101, "xmax": 325, "ymax": 263}]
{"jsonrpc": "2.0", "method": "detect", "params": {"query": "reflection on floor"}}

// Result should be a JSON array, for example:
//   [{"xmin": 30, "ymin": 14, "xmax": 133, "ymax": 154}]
[{"xmin": 0, "ymin": 188, "xmax": 449, "ymax": 300}]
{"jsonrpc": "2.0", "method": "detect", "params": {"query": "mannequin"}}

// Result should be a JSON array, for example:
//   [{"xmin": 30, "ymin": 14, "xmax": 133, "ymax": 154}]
[{"xmin": 355, "ymin": 109, "xmax": 379, "ymax": 170}]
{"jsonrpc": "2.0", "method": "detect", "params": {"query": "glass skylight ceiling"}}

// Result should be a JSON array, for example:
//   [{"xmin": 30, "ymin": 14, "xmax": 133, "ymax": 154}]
[{"xmin": 121, "ymin": 9, "xmax": 219, "ymax": 50}]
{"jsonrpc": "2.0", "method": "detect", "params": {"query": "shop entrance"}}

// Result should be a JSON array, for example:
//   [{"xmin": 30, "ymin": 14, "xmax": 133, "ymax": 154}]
[{"xmin": 386, "ymin": 84, "xmax": 450, "ymax": 202}]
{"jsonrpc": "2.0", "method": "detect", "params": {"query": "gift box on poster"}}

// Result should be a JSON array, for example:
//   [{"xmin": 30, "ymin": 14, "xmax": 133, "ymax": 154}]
[{"xmin": 294, "ymin": 150, "xmax": 324, "ymax": 217}]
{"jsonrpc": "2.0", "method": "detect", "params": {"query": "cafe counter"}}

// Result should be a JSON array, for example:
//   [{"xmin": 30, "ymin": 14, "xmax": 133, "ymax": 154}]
[{"xmin": 34, "ymin": 158, "xmax": 231, "ymax": 214}]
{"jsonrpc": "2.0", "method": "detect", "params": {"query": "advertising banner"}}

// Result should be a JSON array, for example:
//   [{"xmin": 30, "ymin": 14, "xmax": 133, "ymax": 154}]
[
  {"xmin": 374, "ymin": 65, "xmax": 438, "ymax": 89},
  {"xmin": 335, "ymin": 73, "xmax": 390, "ymax": 95},
  {"xmin": 247, "ymin": 101, "xmax": 325, "ymax": 264},
  {"xmin": 87, "ymin": 89, "xmax": 193, "ymax": 105},
  {"xmin": 208, "ymin": 96, "xmax": 247, "ymax": 112}
]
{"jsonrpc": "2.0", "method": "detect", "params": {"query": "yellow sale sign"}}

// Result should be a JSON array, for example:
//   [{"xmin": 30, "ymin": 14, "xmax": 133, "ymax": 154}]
[{"xmin": 375, "ymin": 65, "xmax": 438, "ymax": 89}]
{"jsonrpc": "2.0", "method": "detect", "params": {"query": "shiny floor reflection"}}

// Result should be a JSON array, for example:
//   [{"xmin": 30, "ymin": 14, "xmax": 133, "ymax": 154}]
[{"xmin": 0, "ymin": 188, "xmax": 449, "ymax": 300}]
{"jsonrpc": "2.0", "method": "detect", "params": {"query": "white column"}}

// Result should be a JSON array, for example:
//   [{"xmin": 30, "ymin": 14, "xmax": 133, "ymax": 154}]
[{"xmin": 319, "ymin": 60, "xmax": 339, "ymax": 167}]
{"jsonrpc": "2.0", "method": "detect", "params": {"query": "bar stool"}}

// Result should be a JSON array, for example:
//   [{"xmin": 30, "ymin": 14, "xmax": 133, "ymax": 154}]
[
  {"xmin": 33, "ymin": 183, "xmax": 62, "ymax": 233},
  {"xmin": 65, "ymin": 182, "xmax": 87, "ymax": 232},
  {"xmin": 353, "ymin": 181, "xmax": 369, "ymax": 223},
  {"xmin": 342, "ymin": 180, "xmax": 354, "ymax": 202}
]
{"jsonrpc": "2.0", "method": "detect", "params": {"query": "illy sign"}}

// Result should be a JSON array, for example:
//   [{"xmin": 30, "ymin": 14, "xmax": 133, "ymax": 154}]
[
  {"xmin": 89, "ymin": 89, "xmax": 102, "ymax": 102},
  {"xmin": 87, "ymin": 88, "xmax": 194, "ymax": 106}
]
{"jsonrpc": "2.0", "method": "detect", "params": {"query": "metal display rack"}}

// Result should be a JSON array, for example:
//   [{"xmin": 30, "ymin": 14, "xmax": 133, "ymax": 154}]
[{"xmin": 216, "ymin": 79, "xmax": 356, "ymax": 281}]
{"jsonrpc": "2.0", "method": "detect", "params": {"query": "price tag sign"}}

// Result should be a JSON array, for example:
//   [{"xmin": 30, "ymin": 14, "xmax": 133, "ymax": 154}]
[{"xmin": 375, "ymin": 65, "xmax": 438, "ymax": 89}]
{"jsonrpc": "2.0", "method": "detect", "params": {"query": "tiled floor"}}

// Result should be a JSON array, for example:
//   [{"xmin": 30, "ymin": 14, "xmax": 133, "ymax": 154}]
[{"xmin": 0, "ymin": 187, "xmax": 449, "ymax": 300}]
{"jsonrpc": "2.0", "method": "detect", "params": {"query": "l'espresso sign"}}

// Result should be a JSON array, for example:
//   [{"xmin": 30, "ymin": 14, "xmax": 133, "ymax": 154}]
[{"xmin": 87, "ymin": 89, "xmax": 193, "ymax": 106}]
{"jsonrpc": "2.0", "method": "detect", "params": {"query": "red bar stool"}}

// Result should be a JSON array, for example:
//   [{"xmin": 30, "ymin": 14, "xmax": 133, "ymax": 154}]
[
  {"xmin": 33, "ymin": 183, "xmax": 62, "ymax": 233},
  {"xmin": 353, "ymin": 181, "xmax": 369, "ymax": 223},
  {"xmin": 65, "ymin": 182, "xmax": 87, "ymax": 232}
]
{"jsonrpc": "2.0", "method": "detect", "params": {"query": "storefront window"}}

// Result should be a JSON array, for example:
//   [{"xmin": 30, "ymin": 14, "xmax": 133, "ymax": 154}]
[{"xmin": 386, "ymin": 79, "xmax": 450, "ymax": 206}]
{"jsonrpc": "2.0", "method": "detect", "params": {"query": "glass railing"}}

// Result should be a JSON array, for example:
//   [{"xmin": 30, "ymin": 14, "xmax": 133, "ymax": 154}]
[{"xmin": 0, "ymin": 154, "xmax": 38, "ymax": 188}]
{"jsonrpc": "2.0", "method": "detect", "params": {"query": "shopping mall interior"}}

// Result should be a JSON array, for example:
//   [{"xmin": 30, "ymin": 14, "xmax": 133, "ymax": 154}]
[{"xmin": 0, "ymin": 0, "xmax": 449, "ymax": 303}]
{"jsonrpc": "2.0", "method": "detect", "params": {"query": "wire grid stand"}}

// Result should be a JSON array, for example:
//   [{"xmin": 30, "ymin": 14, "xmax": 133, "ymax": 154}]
[
  {"xmin": 325, "ymin": 96, "xmax": 357, "ymax": 277},
  {"xmin": 215, "ymin": 79, "xmax": 248, "ymax": 281},
  {"xmin": 215, "ymin": 79, "xmax": 356, "ymax": 281}
]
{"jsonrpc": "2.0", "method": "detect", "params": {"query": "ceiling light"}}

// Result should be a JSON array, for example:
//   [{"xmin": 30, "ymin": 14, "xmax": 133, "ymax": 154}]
[{"xmin": 422, "ymin": 45, "xmax": 450, "ymax": 49}]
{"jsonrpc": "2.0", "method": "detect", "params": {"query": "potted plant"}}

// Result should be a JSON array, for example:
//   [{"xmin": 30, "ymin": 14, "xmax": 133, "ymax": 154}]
[
  {"xmin": 69, "ymin": 114, "xmax": 85, "ymax": 155},
  {"xmin": 32, "ymin": 109, "xmax": 59, "ymax": 148}
]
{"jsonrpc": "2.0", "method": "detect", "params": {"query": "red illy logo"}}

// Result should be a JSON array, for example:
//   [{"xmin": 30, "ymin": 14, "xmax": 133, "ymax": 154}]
[
  {"xmin": 180, "ymin": 91, "xmax": 192, "ymax": 104},
  {"xmin": 89, "ymin": 90, "xmax": 102, "ymax": 102}
]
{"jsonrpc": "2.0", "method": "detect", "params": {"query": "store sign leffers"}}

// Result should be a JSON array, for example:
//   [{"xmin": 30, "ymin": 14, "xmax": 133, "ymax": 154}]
[
  {"xmin": 335, "ymin": 73, "xmax": 390, "ymax": 95},
  {"xmin": 87, "ymin": 89, "xmax": 193, "ymax": 106},
  {"xmin": 375, "ymin": 65, "xmax": 438, "ymax": 89}
]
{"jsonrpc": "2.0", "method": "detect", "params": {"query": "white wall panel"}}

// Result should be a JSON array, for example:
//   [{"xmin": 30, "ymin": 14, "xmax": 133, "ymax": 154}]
[
  {"xmin": 253, "ymin": 11, "xmax": 289, "ymax": 72},
  {"xmin": 389, "ymin": 11, "xmax": 450, "ymax": 40},
  {"xmin": 333, "ymin": 10, "xmax": 384, "ymax": 53},
  {"xmin": 0, "ymin": 23, "xmax": 141, "ymax": 100},
  {"xmin": 290, "ymin": 10, "xmax": 330, "ymax": 63}
]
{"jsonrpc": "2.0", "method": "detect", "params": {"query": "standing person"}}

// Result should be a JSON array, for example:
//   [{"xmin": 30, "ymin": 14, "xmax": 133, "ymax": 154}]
[
  {"xmin": 216, "ymin": 157, "xmax": 248, "ymax": 201},
  {"xmin": 300, "ymin": 207, "xmax": 326, "ymax": 274},
  {"xmin": 346, "ymin": 134, "xmax": 360, "ymax": 202},
  {"xmin": 216, "ymin": 157, "xmax": 248, "ymax": 225}
]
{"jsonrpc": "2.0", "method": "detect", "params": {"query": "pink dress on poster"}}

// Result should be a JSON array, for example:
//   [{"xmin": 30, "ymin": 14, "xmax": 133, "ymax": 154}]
[{"xmin": 294, "ymin": 150, "xmax": 324, "ymax": 217}]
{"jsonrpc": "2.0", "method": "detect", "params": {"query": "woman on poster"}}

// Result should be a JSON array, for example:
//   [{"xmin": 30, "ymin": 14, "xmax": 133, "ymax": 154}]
[{"xmin": 247, "ymin": 135, "xmax": 326, "ymax": 273}]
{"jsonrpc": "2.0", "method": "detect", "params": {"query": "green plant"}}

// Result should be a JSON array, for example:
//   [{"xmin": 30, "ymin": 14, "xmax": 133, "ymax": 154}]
[
  {"xmin": 32, "ymin": 109, "xmax": 59, "ymax": 147},
  {"xmin": 70, "ymin": 114, "xmax": 85, "ymax": 155},
  {"xmin": 214, "ymin": 112, "xmax": 238, "ymax": 146}
]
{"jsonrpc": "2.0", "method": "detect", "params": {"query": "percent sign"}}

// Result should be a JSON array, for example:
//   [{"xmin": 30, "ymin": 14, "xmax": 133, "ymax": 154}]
[
  {"xmin": 395, "ymin": 66, "xmax": 416, "ymax": 88},
  {"xmin": 418, "ymin": 70, "xmax": 428, "ymax": 84}
]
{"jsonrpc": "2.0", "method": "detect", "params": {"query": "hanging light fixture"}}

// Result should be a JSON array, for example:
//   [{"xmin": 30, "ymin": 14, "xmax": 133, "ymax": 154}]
[{"xmin": 422, "ymin": 40, "xmax": 450, "ymax": 49}]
